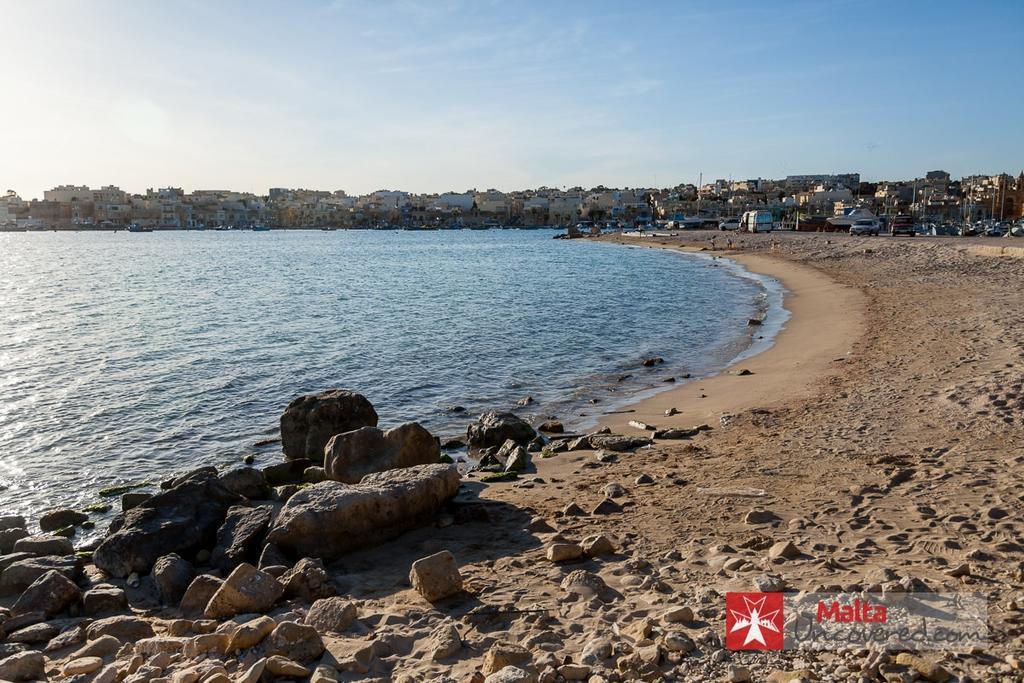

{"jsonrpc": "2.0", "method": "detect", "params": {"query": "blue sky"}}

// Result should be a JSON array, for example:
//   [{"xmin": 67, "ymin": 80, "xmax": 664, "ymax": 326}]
[{"xmin": 3, "ymin": 0, "xmax": 1022, "ymax": 198}]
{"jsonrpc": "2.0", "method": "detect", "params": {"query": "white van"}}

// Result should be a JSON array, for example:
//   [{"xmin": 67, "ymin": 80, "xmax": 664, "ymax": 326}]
[{"xmin": 741, "ymin": 210, "xmax": 775, "ymax": 233}]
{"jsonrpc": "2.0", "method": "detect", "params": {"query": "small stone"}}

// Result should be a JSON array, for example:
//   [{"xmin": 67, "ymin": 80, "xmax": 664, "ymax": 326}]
[
  {"xmin": 545, "ymin": 543, "xmax": 583, "ymax": 563},
  {"xmin": 634, "ymin": 473, "xmax": 654, "ymax": 485},
  {"xmin": 591, "ymin": 498, "xmax": 623, "ymax": 515},
  {"xmin": 558, "ymin": 663, "xmax": 591, "ymax": 680},
  {"xmin": 485, "ymin": 666, "xmax": 534, "ymax": 683},
  {"xmin": 483, "ymin": 642, "xmax": 532, "ymax": 674},
  {"xmin": 894, "ymin": 653, "xmax": 951, "ymax": 682},
  {"xmin": 427, "ymin": 619, "xmax": 461, "ymax": 660},
  {"xmin": 39, "ymin": 509, "xmax": 88, "ymax": 532},
  {"xmin": 70, "ymin": 634, "xmax": 121, "ymax": 659},
  {"xmin": 227, "ymin": 615, "xmax": 276, "ymax": 652},
  {"xmin": 561, "ymin": 502, "xmax": 585, "ymax": 516},
  {"xmin": 265, "ymin": 621, "xmax": 324, "ymax": 662},
  {"xmin": 946, "ymin": 563, "xmax": 970, "ymax": 578},
  {"xmin": 86, "ymin": 615, "xmax": 155, "ymax": 641},
  {"xmin": 663, "ymin": 606, "xmax": 694, "ymax": 623},
  {"xmin": 581, "ymin": 534, "xmax": 615, "ymax": 557},
  {"xmin": 744, "ymin": 509, "xmax": 776, "ymax": 525},
  {"xmin": 409, "ymin": 550, "xmax": 463, "ymax": 602},
  {"xmin": 662, "ymin": 631, "xmax": 695, "ymax": 653},
  {"xmin": 237, "ymin": 657, "xmax": 266, "ymax": 683},
  {"xmin": 203, "ymin": 563, "xmax": 284, "ymax": 619},
  {"xmin": 265, "ymin": 655, "xmax": 310, "ymax": 678},
  {"xmin": 603, "ymin": 482, "xmax": 628, "ymax": 498},
  {"xmin": 280, "ymin": 557, "xmax": 336, "ymax": 601},
  {"xmin": 767, "ymin": 540, "xmax": 801, "ymax": 560},
  {"xmin": 63, "ymin": 656, "xmax": 103, "ymax": 676},
  {"xmin": 305, "ymin": 596, "xmax": 357, "ymax": 633},
  {"xmin": 179, "ymin": 574, "xmax": 223, "ymax": 617},
  {"xmin": 560, "ymin": 570, "xmax": 611, "ymax": 601},
  {"xmin": 753, "ymin": 573, "xmax": 786, "ymax": 592},
  {"xmin": 538, "ymin": 421, "xmax": 563, "ymax": 433},
  {"xmin": 727, "ymin": 664, "xmax": 752, "ymax": 682},
  {"xmin": 83, "ymin": 586, "xmax": 128, "ymax": 616}
]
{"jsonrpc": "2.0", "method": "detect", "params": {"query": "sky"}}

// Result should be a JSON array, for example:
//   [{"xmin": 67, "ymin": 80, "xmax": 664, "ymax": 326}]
[{"xmin": 2, "ymin": 0, "xmax": 1023, "ymax": 199}]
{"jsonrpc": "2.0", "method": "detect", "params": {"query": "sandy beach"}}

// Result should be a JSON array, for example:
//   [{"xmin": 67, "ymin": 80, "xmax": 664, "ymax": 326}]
[
  {"xmin": 5, "ymin": 230, "xmax": 1024, "ymax": 682},
  {"xmin": 596, "ymin": 239, "xmax": 865, "ymax": 436}
]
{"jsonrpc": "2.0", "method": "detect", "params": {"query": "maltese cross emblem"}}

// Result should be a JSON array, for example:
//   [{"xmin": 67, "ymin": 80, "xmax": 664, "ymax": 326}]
[{"xmin": 725, "ymin": 592, "xmax": 784, "ymax": 650}]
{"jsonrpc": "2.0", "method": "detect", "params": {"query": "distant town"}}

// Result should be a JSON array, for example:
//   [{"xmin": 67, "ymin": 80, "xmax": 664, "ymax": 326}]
[{"xmin": 2, "ymin": 170, "xmax": 1023, "ymax": 233}]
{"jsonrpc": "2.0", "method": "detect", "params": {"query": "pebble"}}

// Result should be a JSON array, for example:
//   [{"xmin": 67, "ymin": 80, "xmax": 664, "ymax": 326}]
[
  {"xmin": 546, "ymin": 543, "xmax": 583, "ymax": 562},
  {"xmin": 63, "ymin": 657, "xmax": 103, "ymax": 676}
]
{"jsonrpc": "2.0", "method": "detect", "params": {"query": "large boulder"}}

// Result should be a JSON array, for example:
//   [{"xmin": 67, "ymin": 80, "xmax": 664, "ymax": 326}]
[
  {"xmin": 266, "ymin": 464, "xmax": 460, "ymax": 560},
  {"xmin": 210, "ymin": 505, "xmax": 273, "ymax": 573},
  {"xmin": 13, "ymin": 535, "xmax": 74, "ymax": 557},
  {"xmin": 0, "ymin": 556, "xmax": 82, "ymax": 596},
  {"xmin": 466, "ymin": 412, "xmax": 536, "ymax": 450},
  {"xmin": 151, "ymin": 554, "xmax": 195, "ymax": 606},
  {"xmin": 324, "ymin": 423, "xmax": 440, "ymax": 484},
  {"xmin": 11, "ymin": 570, "xmax": 82, "ymax": 617},
  {"xmin": 38, "ymin": 509, "xmax": 88, "ymax": 532},
  {"xmin": 0, "ymin": 651, "xmax": 44, "ymax": 681},
  {"xmin": 0, "ymin": 516, "xmax": 26, "ymax": 531},
  {"xmin": 0, "ymin": 529, "xmax": 29, "ymax": 554},
  {"xmin": 219, "ymin": 467, "xmax": 271, "ymax": 500},
  {"xmin": 280, "ymin": 390, "xmax": 379, "ymax": 461},
  {"xmin": 93, "ymin": 471, "xmax": 242, "ymax": 577}
]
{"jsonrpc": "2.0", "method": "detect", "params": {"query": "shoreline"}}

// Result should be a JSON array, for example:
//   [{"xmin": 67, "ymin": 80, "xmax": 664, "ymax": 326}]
[{"xmin": 591, "ymin": 234, "xmax": 865, "ymax": 434}]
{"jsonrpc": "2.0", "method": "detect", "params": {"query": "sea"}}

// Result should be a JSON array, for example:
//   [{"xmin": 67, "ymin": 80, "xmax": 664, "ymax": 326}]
[{"xmin": 0, "ymin": 229, "xmax": 786, "ymax": 536}]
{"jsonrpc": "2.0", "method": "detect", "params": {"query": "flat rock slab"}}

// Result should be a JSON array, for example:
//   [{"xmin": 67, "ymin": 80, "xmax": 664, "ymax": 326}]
[{"xmin": 267, "ymin": 464, "xmax": 460, "ymax": 560}]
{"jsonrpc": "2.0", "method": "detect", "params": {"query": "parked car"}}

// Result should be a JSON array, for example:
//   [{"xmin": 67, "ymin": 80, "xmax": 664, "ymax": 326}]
[
  {"xmin": 849, "ymin": 218, "xmax": 881, "ymax": 236},
  {"xmin": 889, "ymin": 214, "xmax": 915, "ymax": 237},
  {"xmin": 985, "ymin": 226, "xmax": 1006, "ymax": 237},
  {"xmin": 718, "ymin": 217, "xmax": 740, "ymax": 231},
  {"xmin": 740, "ymin": 210, "xmax": 775, "ymax": 233}
]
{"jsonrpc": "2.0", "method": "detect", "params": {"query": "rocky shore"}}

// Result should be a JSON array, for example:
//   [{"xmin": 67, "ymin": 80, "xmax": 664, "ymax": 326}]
[{"xmin": 2, "ymin": 232, "xmax": 1024, "ymax": 681}]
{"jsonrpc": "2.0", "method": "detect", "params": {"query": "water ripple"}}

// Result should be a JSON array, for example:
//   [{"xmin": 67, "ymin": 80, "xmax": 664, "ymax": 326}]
[{"xmin": 0, "ymin": 230, "xmax": 771, "ymax": 534}]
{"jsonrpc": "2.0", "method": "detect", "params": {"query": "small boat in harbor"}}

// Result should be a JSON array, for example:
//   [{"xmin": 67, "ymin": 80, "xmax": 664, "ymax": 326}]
[
  {"xmin": 251, "ymin": 225, "xmax": 271, "ymax": 231},
  {"xmin": 127, "ymin": 223, "xmax": 153, "ymax": 233}
]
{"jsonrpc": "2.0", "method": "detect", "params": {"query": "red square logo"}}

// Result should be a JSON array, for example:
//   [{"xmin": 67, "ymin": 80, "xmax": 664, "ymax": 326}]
[{"xmin": 725, "ymin": 592, "xmax": 784, "ymax": 650}]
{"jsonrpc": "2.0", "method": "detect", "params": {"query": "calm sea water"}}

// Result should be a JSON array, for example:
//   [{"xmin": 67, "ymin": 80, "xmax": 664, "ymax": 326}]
[{"xmin": 0, "ymin": 229, "xmax": 783, "ymax": 533}]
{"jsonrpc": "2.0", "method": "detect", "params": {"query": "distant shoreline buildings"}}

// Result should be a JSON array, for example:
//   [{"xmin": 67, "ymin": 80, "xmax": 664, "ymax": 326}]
[{"xmin": 2, "ymin": 170, "xmax": 1023, "ymax": 231}]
